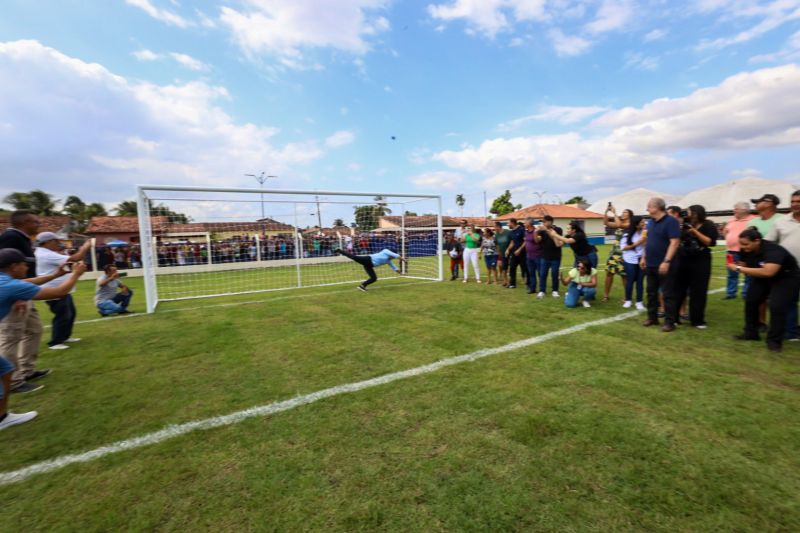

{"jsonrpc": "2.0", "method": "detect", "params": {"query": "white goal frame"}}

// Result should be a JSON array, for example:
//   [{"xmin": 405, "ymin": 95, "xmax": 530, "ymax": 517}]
[{"xmin": 136, "ymin": 185, "xmax": 443, "ymax": 313}]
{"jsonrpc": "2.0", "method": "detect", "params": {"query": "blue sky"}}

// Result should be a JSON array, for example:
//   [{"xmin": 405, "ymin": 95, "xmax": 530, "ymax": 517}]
[{"xmin": 0, "ymin": 0, "xmax": 799, "ymax": 222}]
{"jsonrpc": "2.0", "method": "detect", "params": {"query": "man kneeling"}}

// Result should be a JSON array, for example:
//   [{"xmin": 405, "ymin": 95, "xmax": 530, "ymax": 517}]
[{"xmin": 95, "ymin": 265, "xmax": 133, "ymax": 316}]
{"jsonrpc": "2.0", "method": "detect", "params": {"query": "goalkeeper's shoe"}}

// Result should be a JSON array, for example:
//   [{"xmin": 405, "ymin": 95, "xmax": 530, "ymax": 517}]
[{"xmin": 357, "ymin": 284, "xmax": 367, "ymax": 292}]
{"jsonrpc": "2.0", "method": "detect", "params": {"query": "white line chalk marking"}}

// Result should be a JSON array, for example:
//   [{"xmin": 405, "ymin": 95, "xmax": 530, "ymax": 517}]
[{"xmin": 2, "ymin": 309, "xmax": 640, "ymax": 486}]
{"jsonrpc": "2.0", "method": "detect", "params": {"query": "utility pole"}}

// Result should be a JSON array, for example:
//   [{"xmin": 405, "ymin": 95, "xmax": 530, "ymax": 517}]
[
  {"xmin": 245, "ymin": 172, "xmax": 277, "ymax": 219},
  {"xmin": 483, "ymin": 190, "xmax": 488, "ymax": 224},
  {"xmin": 315, "ymin": 195, "xmax": 322, "ymax": 229}
]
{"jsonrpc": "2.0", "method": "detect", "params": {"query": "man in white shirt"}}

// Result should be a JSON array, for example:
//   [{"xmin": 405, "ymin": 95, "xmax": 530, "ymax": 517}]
[
  {"xmin": 95, "ymin": 265, "xmax": 133, "ymax": 316},
  {"xmin": 766, "ymin": 190, "xmax": 800, "ymax": 340},
  {"xmin": 35, "ymin": 232, "xmax": 92, "ymax": 350}
]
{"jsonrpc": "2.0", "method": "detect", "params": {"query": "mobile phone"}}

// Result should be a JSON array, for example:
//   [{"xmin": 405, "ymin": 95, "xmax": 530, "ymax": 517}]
[
  {"xmin": 726, "ymin": 253, "xmax": 734, "ymax": 265},
  {"xmin": 62, "ymin": 262, "xmax": 73, "ymax": 272}
]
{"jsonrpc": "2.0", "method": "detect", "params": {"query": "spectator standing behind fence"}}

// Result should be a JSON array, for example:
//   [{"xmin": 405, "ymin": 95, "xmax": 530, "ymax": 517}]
[
  {"xmin": 462, "ymin": 225, "xmax": 482, "ymax": 283},
  {"xmin": 34, "ymin": 233, "xmax": 92, "ymax": 350},
  {"xmin": 765, "ymin": 190, "xmax": 800, "ymax": 342},
  {"xmin": 603, "ymin": 206, "xmax": 632, "ymax": 302},
  {"xmin": 722, "ymin": 202, "xmax": 756, "ymax": 300},
  {"xmin": 675, "ymin": 205, "xmax": 718, "ymax": 329},
  {"xmin": 621, "ymin": 216, "xmax": 646, "ymax": 310},
  {"xmin": 641, "ymin": 198, "xmax": 681, "ymax": 332},
  {"xmin": 95, "ymin": 265, "xmax": 134, "ymax": 316},
  {"xmin": 561, "ymin": 258, "xmax": 598, "ymax": 308},
  {"xmin": 0, "ymin": 210, "xmax": 47, "ymax": 394},
  {"xmin": 730, "ymin": 228, "xmax": 800, "ymax": 352},
  {"xmin": 537, "ymin": 216, "xmax": 563, "ymax": 298},
  {"xmin": 493, "ymin": 221, "xmax": 511, "ymax": 287}
]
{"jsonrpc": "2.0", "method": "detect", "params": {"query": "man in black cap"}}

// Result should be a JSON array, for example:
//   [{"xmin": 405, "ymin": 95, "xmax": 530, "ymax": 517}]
[
  {"xmin": 0, "ymin": 249, "xmax": 86, "ymax": 429},
  {"xmin": 750, "ymin": 194, "xmax": 784, "ymax": 237},
  {"xmin": 0, "ymin": 211, "xmax": 45, "ymax": 393}
]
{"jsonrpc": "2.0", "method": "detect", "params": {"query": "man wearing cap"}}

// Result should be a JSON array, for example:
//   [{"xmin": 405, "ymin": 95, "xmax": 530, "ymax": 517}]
[
  {"xmin": 0, "ymin": 249, "xmax": 86, "ymax": 429},
  {"xmin": 0, "ymin": 210, "xmax": 46, "ymax": 394},
  {"xmin": 766, "ymin": 190, "xmax": 800, "ymax": 341},
  {"xmin": 750, "ymin": 194, "xmax": 785, "ymax": 237},
  {"xmin": 35, "ymin": 233, "xmax": 92, "ymax": 350}
]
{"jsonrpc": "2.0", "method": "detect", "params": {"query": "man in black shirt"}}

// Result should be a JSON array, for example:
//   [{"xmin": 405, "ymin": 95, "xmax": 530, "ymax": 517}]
[
  {"xmin": 537, "ymin": 216, "xmax": 563, "ymax": 297},
  {"xmin": 0, "ymin": 210, "xmax": 48, "ymax": 393},
  {"xmin": 730, "ymin": 228, "xmax": 800, "ymax": 352},
  {"xmin": 505, "ymin": 218, "xmax": 528, "ymax": 289}
]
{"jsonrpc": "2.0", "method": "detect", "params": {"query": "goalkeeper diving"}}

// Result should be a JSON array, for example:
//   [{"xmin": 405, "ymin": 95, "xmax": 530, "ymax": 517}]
[{"xmin": 335, "ymin": 248, "xmax": 406, "ymax": 291}]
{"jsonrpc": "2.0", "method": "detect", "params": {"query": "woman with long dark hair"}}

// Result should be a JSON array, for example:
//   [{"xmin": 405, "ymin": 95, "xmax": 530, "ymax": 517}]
[
  {"xmin": 621, "ymin": 216, "xmax": 647, "ymax": 310},
  {"xmin": 603, "ymin": 206, "xmax": 632, "ymax": 302},
  {"xmin": 676, "ymin": 204, "xmax": 718, "ymax": 329},
  {"xmin": 548, "ymin": 221, "xmax": 598, "ymax": 268},
  {"xmin": 729, "ymin": 228, "xmax": 800, "ymax": 352}
]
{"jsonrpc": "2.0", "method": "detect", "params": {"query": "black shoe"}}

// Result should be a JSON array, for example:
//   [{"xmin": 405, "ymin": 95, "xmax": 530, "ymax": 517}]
[
  {"xmin": 450, "ymin": 275, "xmax": 456, "ymax": 281},
  {"xmin": 767, "ymin": 343, "xmax": 783, "ymax": 353},
  {"xmin": 357, "ymin": 285, "xmax": 367, "ymax": 292},
  {"xmin": 722, "ymin": 295, "xmax": 736, "ymax": 300},
  {"xmin": 118, "ymin": 310, "xmax": 131, "ymax": 314},
  {"xmin": 642, "ymin": 319, "xmax": 659, "ymax": 327},
  {"xmin": 734, "ymin": 334, "xmax": 760, "ymax": 341},
  {"xmin": 25, "ymin": 369, "xmax": 51, "ymax": 382},
  {"xmin": 11, "ymin": 382, "xmax": 43, "ymax": 394},
  {"xmin": 526, "ymin": 289, "xmax": 534, "ymax": 294},
  {"xmin": 758, "ymin": 322, "xmax": 768, "ymax": 334},
  {"xmin": 334, "ymin": 249, "xmax": 342, "ymax": 255}
]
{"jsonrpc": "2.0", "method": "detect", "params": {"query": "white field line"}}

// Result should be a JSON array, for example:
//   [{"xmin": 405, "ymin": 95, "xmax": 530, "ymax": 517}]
[
  {"xmin": 2, "ymin": 309, "xmax": 641, "ymax": 486},
  {"xmin": 43, "ymin": 280, "xmax": 436, "ymax": 328}
]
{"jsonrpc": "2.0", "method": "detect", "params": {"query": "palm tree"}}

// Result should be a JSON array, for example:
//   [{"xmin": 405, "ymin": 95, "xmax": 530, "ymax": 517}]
[
  {"xmin": 455, "ymin": 194, "xmax": 466, "ymax": 217},
  {"xmin": 3, "ymin": 192, "xmax": 32, "ymax": 210},
  {"xmin": 27, "ymin": 190, "xmax": 59, "ymax": 215},
  {"xmin": 114, "ymin": 200, "xmax": 138, "ymax": 216},
  {"xmin": 63, "ymin": 195, "xmax": 86, "ymax": 219}
]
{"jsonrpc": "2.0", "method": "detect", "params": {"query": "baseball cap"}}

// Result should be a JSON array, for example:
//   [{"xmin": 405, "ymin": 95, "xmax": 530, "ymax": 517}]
[
  {"xmin": 0, "ymin": 249, "xmax": 35, "ymax": 268},
  {"xmin": 36, "ymin": 231, "xmax": 61, "ymax": 244},
  {"xmin": 750, "ymin": 194, "xmax": 780, "ymax": 206}
]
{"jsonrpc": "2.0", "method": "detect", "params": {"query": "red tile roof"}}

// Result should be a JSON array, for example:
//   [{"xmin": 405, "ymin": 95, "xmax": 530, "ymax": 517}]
[
  {"xmin": 381, "ymin": 215, "xmax": 493, "ymax": 228},
  {"xmin": 0, "ymin": 215, "xmax": 72, "ymax": 234},
  {"xmin": 496, "ymin": 204, "xmax": 604, "ymax": 220},
  {"xmin": 88, "ymin": 216, "xmax": 295, "ymax": 235},
  {"xmin": 86, "ymin": 216, "xmax": 169, "ymax": 234}
]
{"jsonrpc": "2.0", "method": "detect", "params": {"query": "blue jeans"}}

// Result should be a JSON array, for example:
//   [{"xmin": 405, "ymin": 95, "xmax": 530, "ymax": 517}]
[
  {"xmin": 97, "ymin": 289, "xmax": 133, "ymax": 316},
  {"xmin": 538, "ymin": 259, "xmax": 561, "ymax": 293},
  {"xmin": 0, "ymin": 356, "xmax": 14, "ymax": 401},
  {"xmin": 786, "ymin": 286, "xmax": 799, "ymax": 339},
  {"xmin": 726, "ymin": 251, "xmax": 751, "ymax": 298},
  {"xmin": 526, "ymin": 257, "xmax": 540, "ymax": 292},
  {"xmin": 565, "ymin": 283, "xmax": 596, "ymax": 308},
  {"xmin": 622, "ymin": 261, "xmax": 644, "ymax": 302},
  {"xmin": 575, "ymin": 251, "xmax": 599, "ymax": 269}
]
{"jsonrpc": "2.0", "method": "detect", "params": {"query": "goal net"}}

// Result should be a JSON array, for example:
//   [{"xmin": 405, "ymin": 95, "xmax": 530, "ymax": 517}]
[{"xmin": 136, "ymin": 186, "xmax": 443, "ymax": 312}]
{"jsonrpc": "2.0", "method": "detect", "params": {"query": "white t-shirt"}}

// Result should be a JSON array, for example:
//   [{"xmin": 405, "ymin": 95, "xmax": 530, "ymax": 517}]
[
  {"xmin": 34, "ymin": 247, "xmax": 73, "ymax": 292},
  {"xmin": 621, "ymin": 231, "xmax": 645, "ymax": 264}
]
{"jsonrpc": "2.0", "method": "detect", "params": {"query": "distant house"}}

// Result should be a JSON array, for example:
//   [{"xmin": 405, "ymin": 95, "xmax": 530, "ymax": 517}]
[
  {"xmin": 302, "ymin": 226, "xmax": 355, "ymax": 237},
  {"xmin": 0, "ymin": 214, "xmax": 73, "ymax": 236},
  {"xmin": 86, "ymin": 216, "xmax": 169, "ymax": 245},
  {"xmin": 496, "ymin": 204, "xmax": 606, "ymax": 242},
  {"xmin": 379, "ymin": 215, "xmax": 493, "ymax": 231},
  {"xmin": 86, "ymin": 216, "xmax": 296, "ymax": 244}
]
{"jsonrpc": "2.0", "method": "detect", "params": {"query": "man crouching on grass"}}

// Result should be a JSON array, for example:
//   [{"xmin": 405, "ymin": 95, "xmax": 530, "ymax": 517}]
[
  {"xmin": 335, "ymin": 248, "xmax": 406, "ymax": 291},
  {"xmin": 0, "ymin": 249, "xmax": 86, "ymax": 431}
]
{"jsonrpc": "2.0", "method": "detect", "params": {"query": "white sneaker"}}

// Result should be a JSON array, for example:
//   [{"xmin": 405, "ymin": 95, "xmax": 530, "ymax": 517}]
[
  {"xmin": 0, "ymin": 411, "xmax": 38, "ymax": 432},
  {"xmin": 477, "ymin": 280, "xmax": 482, "ymax": 284},
  {"xmin": 536, "ymin": 292, "xmax": 544, "ymax": 299},
  {"xmin": 66, "ymin": 338, "xmax": 81, "ymax": 343},
  {"xmin": 635, "ymin": 302, "xmax": 646, "ymax": 311},
  {"xmin": 462, "ymin": 279, "xmax": 468, "ymax": 283},
  {"xmin": 582, "ymin": 300, "xmax": 592, "ymax": 308},
  {"xmin": 552, "ymin": 291, "xmax": 559, "ymax": 298},
  {"xmin": 48, "ymin": 344, "xmax": 70, "ymax": 350},
  {"xmin": 623, "ymin": 300, "xmax": 632, "ymax": 308}
]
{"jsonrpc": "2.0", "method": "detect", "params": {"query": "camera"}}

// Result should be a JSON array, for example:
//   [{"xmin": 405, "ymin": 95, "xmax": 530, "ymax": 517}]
[
  {"xmin": 62, "ymin": 262, "xmax": 73, "ymax": 272},
  {"xmin": 679, "ymin": 209, "xmax": 689, "ymax": 219}
]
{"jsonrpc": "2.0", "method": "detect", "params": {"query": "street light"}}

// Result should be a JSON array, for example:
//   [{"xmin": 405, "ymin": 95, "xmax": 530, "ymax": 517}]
[{"xmin": 245, "ymin": 172, "xmax": 277, "ymax": 219}]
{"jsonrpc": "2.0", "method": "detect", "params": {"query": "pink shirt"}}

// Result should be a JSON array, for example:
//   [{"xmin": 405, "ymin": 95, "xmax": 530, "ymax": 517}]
[{"xmin": 723, "ymin": 215, "xmax": 756, "ymax": 251}]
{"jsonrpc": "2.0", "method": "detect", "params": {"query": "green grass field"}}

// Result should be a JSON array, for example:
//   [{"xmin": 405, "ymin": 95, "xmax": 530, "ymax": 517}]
[{"xmin": 2, "ymin": 245, "xmax": 800, "ymax": 532}]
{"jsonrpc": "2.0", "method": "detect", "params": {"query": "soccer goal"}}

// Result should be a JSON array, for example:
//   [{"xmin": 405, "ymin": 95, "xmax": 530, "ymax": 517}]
[{"xmin": 136, "ymin": 185, "xmax": 443, "ymax": 312}]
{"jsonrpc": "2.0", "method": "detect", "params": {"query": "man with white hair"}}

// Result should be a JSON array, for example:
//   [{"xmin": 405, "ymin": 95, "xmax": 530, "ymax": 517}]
[
  {"xmin": 34, "ymin": 232, "xmax": 92, "ymax": 350},
  {"xmin": 641, "ymin": 197, "xmax": 681, "ymax": 331},
  {"xmin": 722, "ymin": 201, "xmax": 756, "ymax": 300}
]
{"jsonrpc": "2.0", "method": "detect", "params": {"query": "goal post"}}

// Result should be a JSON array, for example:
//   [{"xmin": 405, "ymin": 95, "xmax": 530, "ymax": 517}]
[{"xmin": 136, "ymin": 185, "xmax": 443, "ymax": 313}]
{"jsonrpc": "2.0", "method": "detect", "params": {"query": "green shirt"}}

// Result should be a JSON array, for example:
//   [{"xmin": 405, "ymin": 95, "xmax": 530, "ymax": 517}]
[
  {"xmin": 495, "ymin": 229, "xmax": 511, "ymax": 255},
  {"xmin": 464, "ymin": 233, "xmax": 480, "ymax": 249},
  {"xmin": 568, "ymin": 267, "xmax": 597, "ymax": 284},
  {"xmin": 751, "ymin": 214, "xmax": 784, "ymax": 238}
]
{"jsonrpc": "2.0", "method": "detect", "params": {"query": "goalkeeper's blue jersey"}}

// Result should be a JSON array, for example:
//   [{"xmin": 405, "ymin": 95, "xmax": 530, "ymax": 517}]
[{"xmin": 370, "ymin": 249, "xmax": 400, "ymax": 272}]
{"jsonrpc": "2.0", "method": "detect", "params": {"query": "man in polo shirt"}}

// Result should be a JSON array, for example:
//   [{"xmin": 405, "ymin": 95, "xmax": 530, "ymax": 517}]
[
  {"xmin": 722, "ymin": 201, "xmax": 756, "ymax": 300},
  {"xmin": 766, "ymin": 190, "xmax": 800, "ymax": 341},
  {"xmin": 641, "ymin": 197, "xmax": 681, "ymax": 332},
  {"xmin": 0, "ymin": 210, "xmax": 46, "ymax": 393},
  {"xmin": 750, "ymin": 193, "xmax": 784, "ymax": 237},
  {"xmin": 35, "ymin": 232, "xmax": 93, "ymax": 350}
]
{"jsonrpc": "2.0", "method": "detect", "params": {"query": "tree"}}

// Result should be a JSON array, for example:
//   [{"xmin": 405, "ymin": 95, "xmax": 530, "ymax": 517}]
[
  {"xmin": 4, "ymin": 192, "xmax": 32, "ymax": 210},
  {"xmin": 489, "ymin": 190, "xmax": 522, "ymax": 217},
  {"xmin": 114, "ymin": 200, "xmax": 138, "ymax": 216},
  {"xmin": 404, "ymin": 210, "xmax": 418, "ymax": 216},
  {"xmin": 63, "ymin": 196, "xmax": 108, "ymax": 232},
  {"xmin": 3, "ymin": 190, "xmax": 59, "ymax": 214},
  {"xmin": 566, "ymin": 196, "xmax": 587, "ymax": 205},
  {"xmin": 114, "ymin": 199, "xmax": 190, "ymax": 223},
  {"xmin": 333, "ymin": 218, "xmax": 345, "ymax": 227},
  {"xmin": 353, "ymin": 197, "xmax": 393, "ymax": 231},
  {"xmin": 63, "ymin": 195, "xmax": 86, "ymax": 219},
  {"xmin": 455, "ymin": 194, "xmax": 466, "ymax": 217}
]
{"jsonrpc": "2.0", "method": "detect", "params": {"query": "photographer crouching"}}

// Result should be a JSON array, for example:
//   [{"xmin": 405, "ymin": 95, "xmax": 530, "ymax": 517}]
[{"xmin": 95, "ymin": 265, "xmax": 133, "ymax": 316}]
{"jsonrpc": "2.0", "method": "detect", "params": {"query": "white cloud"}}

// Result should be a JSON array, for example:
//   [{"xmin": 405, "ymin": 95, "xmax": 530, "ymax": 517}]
[
  {"xmin": 125, "ymin": 0, "xmax": 191, "ymax": 28},
  {"xmin": 220, "ymin": 0, "xmax": 391, "ymax": 68},
  {"xmin": 749, "ymin": 29, "xmax": 800, "ymax": 63},
  {"xmin": 132, "ymin": 49, "xmax": 160, "ymax": 61},
  {"xmin": 497, "ymin": 105, "xmax": 609, "ymax": 131},
  {"xmin": 0, "ymin": 40, "xmax": 334, "ymax": 201},
  {"xmin": 623, "ymin": 51, "xmax": 659, "ymax": 70},
  {"xmin": 325, "ymin": 130, "xmax": 355, "ymax": 148},
  {"xmin": 427, "ymin": 0, "xmax": 547, "ymax": 38},
  {"xmin": 643, "ymin": 28, "xmax": 667, "ymax": 42},
  {"xmin": 585, "ymin": 0, "xmax": 634, "ymax": 35},
  {"xmin": 548, "ymin": 28, "xmax": 592, "ymax": 57},
  {"xmin": 409, "ymin": 170, "xmax": 464, "ymax": 190},
  {"xmin": 347, "ymin": 162, "xmax": 363, "ymax": 172},
  {"xmin": 696, "ymin": 0, "xmax": 800, "ymax": 50},
  {"xmin": 432, "ymin": 64, "xmax": 800, "ymax": 191},
  {"xmin": 169, "ymin": 52, "xmax": 209, "ymax": 71}
]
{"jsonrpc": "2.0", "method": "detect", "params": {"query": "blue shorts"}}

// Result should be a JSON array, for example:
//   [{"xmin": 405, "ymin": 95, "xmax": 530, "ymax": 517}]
[
  {"xmin": 484, "ymin": 255, "xmax": 498, "ymax": 269},
  {"xmin": 0, "ymin": 356, "xmax": 15, "ymax": 400}
]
